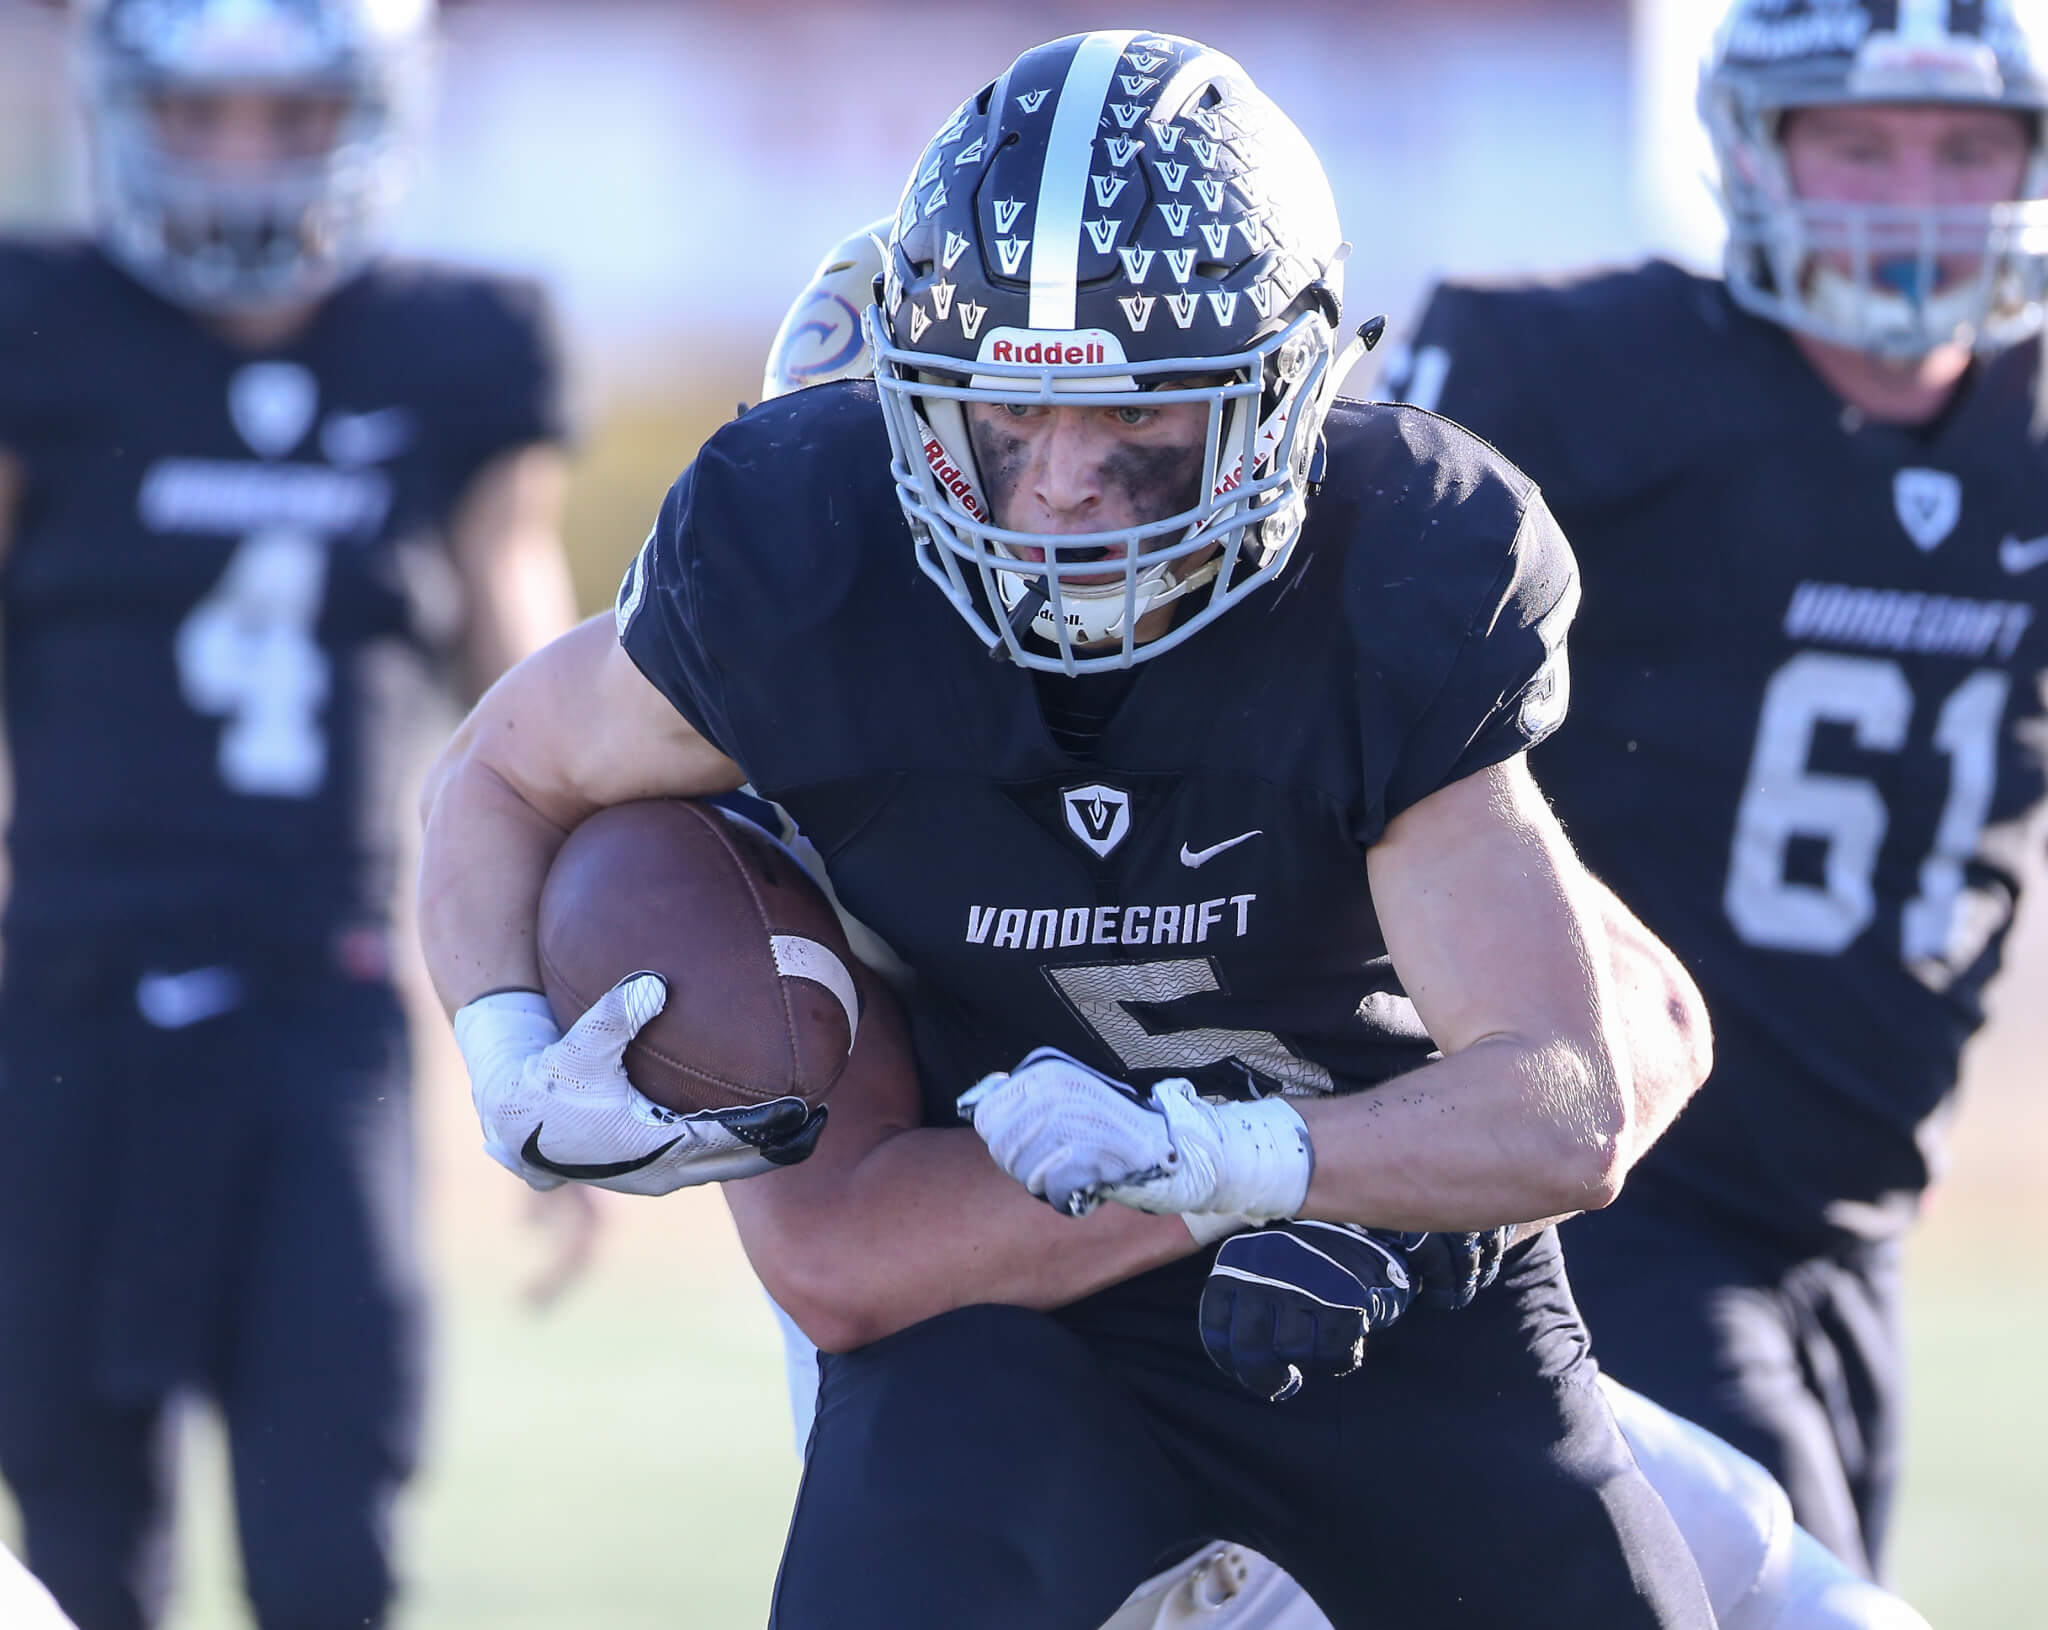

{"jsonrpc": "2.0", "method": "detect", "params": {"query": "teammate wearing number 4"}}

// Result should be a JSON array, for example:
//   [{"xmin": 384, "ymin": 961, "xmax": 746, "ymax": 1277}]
[
  {"xmin": 0, "ymin": 3, "xmax": 575, "ymax": 1627},
  {"xmin": 1383, "ymin": 0, "xmax": 2048, "ymax": 1580}
]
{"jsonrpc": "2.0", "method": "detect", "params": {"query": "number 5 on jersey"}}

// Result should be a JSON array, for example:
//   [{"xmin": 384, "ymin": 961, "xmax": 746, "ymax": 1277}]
[{"xmin": 175, "ymin": 529, "xmax": 332, "ymax": 797}]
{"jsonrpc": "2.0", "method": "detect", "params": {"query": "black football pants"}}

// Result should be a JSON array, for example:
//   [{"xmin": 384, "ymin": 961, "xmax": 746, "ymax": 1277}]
[
  {"xmin": 769, "ymin": 1231, "xmax": 1714, "ymax": 1629},
  {"xmin": 1562, "ymin": 1187, "xmax": 1903, "ymax": 1580},
  {"xmin": 0, "ymin": 966, "xmax": 423, "ymax": 1630}
]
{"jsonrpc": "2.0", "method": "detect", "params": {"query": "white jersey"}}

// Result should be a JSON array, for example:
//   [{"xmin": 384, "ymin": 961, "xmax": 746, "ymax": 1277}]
[{"xmin": 1, "ymin": 1544, "xmax": 79, "ymax": 1630}]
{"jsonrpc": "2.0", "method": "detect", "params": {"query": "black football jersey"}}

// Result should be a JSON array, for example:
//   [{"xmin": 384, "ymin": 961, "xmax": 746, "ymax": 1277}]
[
  {"xmin": 0, "ymin": 238, "xmax": 564, "ymax": 952},
  {"xmin": 619, "ymin": 382, "xmax": 1575, "ymax": 1127},
  {"xmin": 1390, "ymin": 259, "xmax": 2048, "ymax": 1246}
]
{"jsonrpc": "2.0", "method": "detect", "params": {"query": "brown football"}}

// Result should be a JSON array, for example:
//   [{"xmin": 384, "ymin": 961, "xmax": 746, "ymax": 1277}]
[{"xmin": 535, "ymin": 799, "xmax": 862, "ymax": 1115}]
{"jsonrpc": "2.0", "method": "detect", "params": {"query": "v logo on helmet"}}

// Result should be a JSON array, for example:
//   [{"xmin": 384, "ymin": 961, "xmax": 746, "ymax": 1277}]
[{"xmin": 1062, "ymin": 784, "xmax": 1133, "ymax": 858}]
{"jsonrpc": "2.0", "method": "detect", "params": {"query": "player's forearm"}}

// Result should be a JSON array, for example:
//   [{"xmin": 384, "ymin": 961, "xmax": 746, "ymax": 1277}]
[
  {"xmin": 725, "ymin": 1125, "xmax": 1197, "ymax": 1353},
  {"xmin": 1295, "ymin": 1033, "xmax": 1632, "ymax": 1231},
  {"xmin": 1593, "ymin": 880, "xmax": 1714, "ymax": 1163},
  {"xmin": 417, "ymin": 746, "xmax": 571, "ymax": 1013}
]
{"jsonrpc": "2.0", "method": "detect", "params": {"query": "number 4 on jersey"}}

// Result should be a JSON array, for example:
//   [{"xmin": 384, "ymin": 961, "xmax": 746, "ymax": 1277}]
[{"xmin": 174, "ymin": 529, "xmax": 332, "ymax": 798}]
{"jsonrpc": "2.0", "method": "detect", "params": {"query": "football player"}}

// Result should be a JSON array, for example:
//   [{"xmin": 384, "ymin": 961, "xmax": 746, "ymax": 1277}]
[
  {"xmin": 1381, "ymin": 0, "xmax": 2048, "ymax": 1582},
  {"xmin": 0, "ymin": 3, "xmax": 576, "ymax": 1627},
  {"xmin": 744, "ymin": 220, "xmax": 1939, "ymax": 1630},
  {"xmin": 423, "ymin": 30, "xmax": 1721, "ymax": 1628}
]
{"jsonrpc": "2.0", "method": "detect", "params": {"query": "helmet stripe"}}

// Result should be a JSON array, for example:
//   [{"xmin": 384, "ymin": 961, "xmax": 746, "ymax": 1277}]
[{"xmin": 1029, "ymin": 29, "xmax": 1139, "ymax": 330}]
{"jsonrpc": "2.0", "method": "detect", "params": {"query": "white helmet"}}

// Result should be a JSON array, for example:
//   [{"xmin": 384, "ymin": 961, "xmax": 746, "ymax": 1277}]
[
  {"xmin": 762, "ymin": 218, "xmax": 892, "ymax": 400},
  {"xmin": 77, "ymin": 0, "xmax": 434, "ymax": 312},
  {"xmin": 1703, "ymin": 0, "xmax": 2048, "ymax": 358}
]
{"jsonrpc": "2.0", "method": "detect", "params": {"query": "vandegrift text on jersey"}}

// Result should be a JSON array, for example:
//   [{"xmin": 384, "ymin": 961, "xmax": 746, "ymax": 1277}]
[{"xmin": 967, "ymin": 895, "xmax": 1257, "ymax": 950}]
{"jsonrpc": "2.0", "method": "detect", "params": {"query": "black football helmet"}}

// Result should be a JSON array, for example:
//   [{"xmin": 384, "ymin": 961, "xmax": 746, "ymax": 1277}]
[
  {"xmin": 76, "ymin": 0, "xmax": 433, "ymax": 313},
  {"xmin": 1703, "ymin": 0, "xmax": 2048, "ymax": 358},
  {"xmin": 871, "ymin": 30, "xmax": 1368, "ymax": 672}
]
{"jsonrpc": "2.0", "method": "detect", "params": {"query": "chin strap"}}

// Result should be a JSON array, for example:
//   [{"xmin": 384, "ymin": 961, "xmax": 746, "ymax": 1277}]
[{"xmin": 994, "ymin": 581, "xmax": 1051, "ymax": 659}]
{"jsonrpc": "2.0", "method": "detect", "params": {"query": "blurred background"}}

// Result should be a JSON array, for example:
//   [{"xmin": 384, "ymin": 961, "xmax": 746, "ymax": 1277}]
[{"xmin": 1, "ymin": 0, "xmax": 2043, "ymax": 1624}]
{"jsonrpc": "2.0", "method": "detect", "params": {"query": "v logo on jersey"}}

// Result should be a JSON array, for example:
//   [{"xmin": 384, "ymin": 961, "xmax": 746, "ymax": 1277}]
[
  {"xmin": 1062, "ymin": 783, "xmax": 1132, "ymax": 858},
  {"xmin": 228, "ymin": 362, "xmax": 317, "ymax": 460},
  {"xmin": 1894, "ymin": 468, "xmax": 1962, "ymax": 552}
]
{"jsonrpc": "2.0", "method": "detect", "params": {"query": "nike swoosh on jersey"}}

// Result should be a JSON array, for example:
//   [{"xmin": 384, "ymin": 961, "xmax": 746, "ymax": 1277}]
[
  {"xmin": 521, "ymin": 1125, "xmax": 684, "ymax": 1182},
  {"xmin": 320, "ymin": 406, "xmax": 416, "ymax": 467},
  {"xmin": 1998, "ymin": 533, "xmax": 2048, "ymax": 575},
  {"xmin": 1179, "ymin": 830, "xmax": 1263, "ymax": 868},
  {"xmin": 135, "ymin": 966, "xmax": 246, "ymax": 1030}
]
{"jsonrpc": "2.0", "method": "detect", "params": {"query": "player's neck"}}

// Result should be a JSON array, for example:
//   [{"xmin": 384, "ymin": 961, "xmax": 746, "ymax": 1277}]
[
  {"xmin": 202, "ymin": 299, "xmax": 323, "ymax": 353},
  {"xmin": 1790, "ymin": 330, "xmax": 1973, "ymax": 429}
]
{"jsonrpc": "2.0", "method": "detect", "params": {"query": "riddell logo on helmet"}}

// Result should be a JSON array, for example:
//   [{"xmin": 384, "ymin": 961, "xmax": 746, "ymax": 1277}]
[
  {"xmin": 992, "ymin": 339, "xmax": 1107, "ymax": 365},
  {"xmin": 976, "ymin": 328, "xmax": 1131, "ymax": 369},
  {"xmin": 919, "ymin": 424, "xmax": 987, "ymax": 519},
  {"xmin": 1213, "ymin": 403, "xmax": 1291, "ymax": 498}
]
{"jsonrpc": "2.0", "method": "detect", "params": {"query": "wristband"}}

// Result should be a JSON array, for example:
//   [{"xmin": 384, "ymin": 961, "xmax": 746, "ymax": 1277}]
[
  {"xmin": 452, "ymin": 989, "xmax": 562, "ymax": 1102},
  {"xmin": 1157, "ymin": 1086, "xmax": 1315, "ymax": 1220},
  {"xmin": 1183, "ymin": 1210, "xmax": 1257, "ymax": 1248}
]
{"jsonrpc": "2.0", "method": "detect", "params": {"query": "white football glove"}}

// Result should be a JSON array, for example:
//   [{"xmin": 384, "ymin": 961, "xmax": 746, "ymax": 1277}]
[
  {"xmin": 956, "ymin": 1047, "xmax": 1313, "ymax": 1221},
  {"xmin": 453, "ymin": 974, "xmax": 826, "ymax": 1197}
]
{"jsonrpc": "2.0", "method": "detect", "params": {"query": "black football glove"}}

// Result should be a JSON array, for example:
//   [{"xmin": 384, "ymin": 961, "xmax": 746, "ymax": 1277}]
[
  {"xmin": 1198, "ymin": 1221, "xmax": 1416, "ymax": 1403},
  {"xmin": 1389, "ymin": 1227, "xmax": 1511, "ymax": 1312}
]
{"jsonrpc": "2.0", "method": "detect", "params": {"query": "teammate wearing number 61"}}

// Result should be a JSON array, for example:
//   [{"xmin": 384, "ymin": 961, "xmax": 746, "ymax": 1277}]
[
  {"xmin": 1381, "ymin": 0, "xmax": 2048, "ymax": 1581},
  {"xmin": 0, "ymin": 4, "xmax": 576, "ymax": 1627}
]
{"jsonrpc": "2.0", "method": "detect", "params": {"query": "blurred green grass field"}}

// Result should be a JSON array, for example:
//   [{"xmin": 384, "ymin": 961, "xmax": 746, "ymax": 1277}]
[{"xmin": 6, "ymin": 401, "xmax": 2045, "ymax": 1627}]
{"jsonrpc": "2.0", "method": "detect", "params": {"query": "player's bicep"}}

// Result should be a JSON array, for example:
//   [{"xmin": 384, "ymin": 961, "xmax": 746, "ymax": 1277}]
[
  {"xmin": 1366, "ymin": 754, "xmax": 1617, "ymax": 1064},
  {"xmin": 436, "ymin": 613, "xmax": 742, "ymax": 834}
]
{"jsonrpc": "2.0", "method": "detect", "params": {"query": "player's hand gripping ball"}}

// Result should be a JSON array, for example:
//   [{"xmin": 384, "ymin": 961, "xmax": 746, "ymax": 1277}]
[{"xmin": 456, "ymin": 800, "xmax": 863, "ymax": 1193}]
